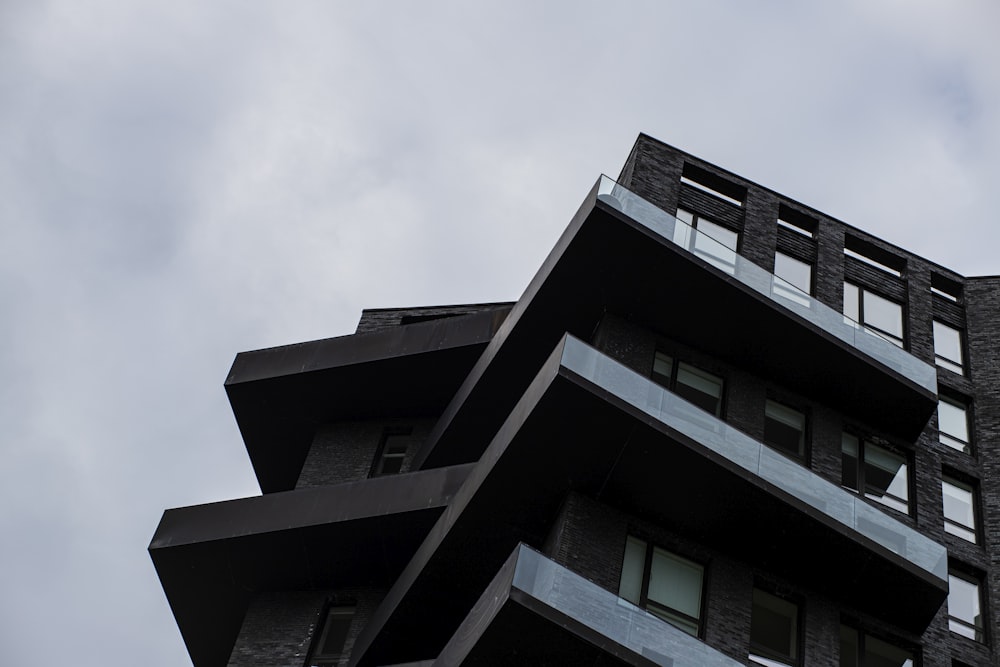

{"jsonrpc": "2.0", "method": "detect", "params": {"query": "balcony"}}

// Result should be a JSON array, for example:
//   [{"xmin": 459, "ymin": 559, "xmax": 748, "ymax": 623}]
[
  {"xmin": 148, "ymin": 464, "xmax": 471, "ymax": 667},
  {"xmin": 434, "ymin": 543, "xmax": 743, "ymax": 667},
  {"xmin": 417, "ymin": 177, "xmax": 936, "ymax": 470},
  {"xmin": 352, "ymin": 336, "xmax": 947, "ymax": 666},
  {"xmin": 225, "ymin": 305, "xmax": 511, "ymax": 492}
]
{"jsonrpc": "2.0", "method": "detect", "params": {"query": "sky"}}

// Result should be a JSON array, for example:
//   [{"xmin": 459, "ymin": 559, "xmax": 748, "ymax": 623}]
[{"xmin": 1, "ymin": 2, "xmax": 999, "ymax": 665}]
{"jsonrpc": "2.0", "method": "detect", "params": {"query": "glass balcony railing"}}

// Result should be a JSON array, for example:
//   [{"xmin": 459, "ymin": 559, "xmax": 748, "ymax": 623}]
[
  {"xmin": 596, "ymin": 176, "xmax": 936, "ymax": 395},
  {"xmin": 507, "ymin": 544, "xmax": 743, "ymax": 667},
  {"xmin": 559, "ymin": 335, "xmax": 948, "ymax": 583}
]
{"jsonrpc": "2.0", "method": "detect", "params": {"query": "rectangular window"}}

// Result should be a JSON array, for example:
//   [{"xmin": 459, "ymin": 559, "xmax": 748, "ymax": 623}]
[
  {"xmin": 843, "ymin": 283, "xmax": 905, "ymax": 348},
  {"xmin": 370, "ymin": 429, "xmax": 410, "ymax": 477},
  {"xmin": 948, "ymin": 570, "xmax": 985, "ymax": 642},
  {"xmin": 843, "ymin": 236, "xmax": 904, "ymax": 277},
  {"xmin": 839, "ymin": 626, "xmax": 914, "ymax": 666},
  {"xmin": 652, "ymin": 351, "xmax": 724, "ymax": 418},
  {"xmin": 942, "ymin": 476, "xmax": 978, "ymax": 544},
  {"xmin": 680, "ymin": 163, "xmax": 745, "ymax": 206},
  {"xmin": 764, "ymin": 400, "xmax": 806, "ymax": 461},
  {"xmin": 307, "ymin": 606, "xmax": 355, "ymax": 666},
  {"xmin": 776, "ymin": 207, "xmax": 816, "ymax": 238},
  {"xmin": 933, "ymin": 321, "xmax": 965, "ymax": 375},
  {"xmin": 931, "ymin": 273, "xmax": 962, "ymax": 302},
  {"xmin": 938, "ymin": 397, "xmax": 971, "ymax": 454},
  {"xmin": 619, "ymin": 536, "xmax": 704, "ymax": 636},
  {"xmin": 774, "ymin": 252, "xmax": 812, "ymax": 307},
  {"xmin": 675, "ymin": 208, "xmax": 740, "ymax": 275},
  {"xmin": 841, "ymin": 434, "xmax": 909, "ymax": 514},
  {"xmin": 750, "ymin": 588, "xmax": 799, "ymax": 666}
]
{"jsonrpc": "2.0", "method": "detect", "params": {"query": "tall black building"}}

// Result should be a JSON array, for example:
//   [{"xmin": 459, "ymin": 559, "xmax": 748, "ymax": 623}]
[{"xmin": 150, "ymin": 134, "xmax": 998, "ymax": 666}]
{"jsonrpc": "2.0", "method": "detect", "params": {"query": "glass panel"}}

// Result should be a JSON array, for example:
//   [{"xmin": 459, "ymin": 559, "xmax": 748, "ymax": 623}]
[
  {"xmin": 675, "ymin": 363, "xmax": 723, "ymax": 416},
  {"xmin": 942, "ymin": 478, "xmax": 976, "ymax": 543},
  {"xmin": 864, "ymin": 443, "xmax": 908, "ymax": 513},
  {"xmin": 750, "ymin": 589, "xmax": 797, "ymax": 664},
  {"xmin": 948, "ymin": 573, "xmax": 983, "ymax": 641},
  {"xmin": 673, "ymin": 208, "xmax": 694, "ymax": 251},
  {"xmin": 773, "ymin": 252, "xmax": 812, "ymax": 307},
  {"xmin": 843, "ymin": 283, "xmax": 860, "ymax": 324},
  {"xmin": 864, "ymin": 635, "xmax": 913, "ymax": 667},
  {"xmin": 841, "ymin": 433, "xmax": 860, "ymax": 491},
  {"xmin": 510, "ymin": 544, "xmax": 744, "ymax": 667},
  {"xmin": 764, "ymin": 400, "xmax": 805, "ymax": 458},
  {"xmin": 937, "ymin": 398, "xmax": 970, "ymax": 453},
  {"xmin": 933, "ymin": 321, "xmax": 964, "ymax": 374},
  {"xmin": 693, "ymin": 218, "xmax": 739, "ymax": 274},
  {"xmin": 863, "ymin": 290, "xmax": 904, "ymax": 345},
  {"xmin": 618, "ymin": 536, "xmax": 645, "ymax": 604},
  {"xmin": 647, "ymin": 547, "xmax": 703, "ymax": 621}
]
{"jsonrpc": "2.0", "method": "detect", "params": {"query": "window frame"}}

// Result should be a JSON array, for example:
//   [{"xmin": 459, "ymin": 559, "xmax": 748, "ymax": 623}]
[
  {"xmin": 305, "ymin": 604, "xmax": 356, "ymax": 666},
  {"xmin": 369, "ymin": 427, "xmax": 411, "ymax": 477},
  {"xmin": 941, "ymin": 475, "xmax": 978, "ymax": 544},
  {"xmin": 843, "ymin": 282, "xmax": 906, "ymax": 348},
  {"xmin": 749, "ymin": 587, "xmax": 801, "ymax": 667},
  {"xmin": 840, "ymin": 432, "xmax": 911, "ymax": 516},
  {"xmin": 947, "ymin": 568, "xmax": 986, "ymax": 643},
  {"xmin": 932, "ymin": 320, "xmax": 965, "ymax": 376},
  {"xmin": 937, "ymin": 395, "xmax": 972, "ymax": 455},
  {"xmin": 674, "ymin": 207, "xmax": 741, "ymax": 275},
  {"xmin": 773, "ymin": 251, "xmax": 813, "ymax": 307},
  {"xmin": 651, "ymin": 350, "xmax": 725, "ymax": 418},
  {"xmin": 618, "ymin": 535, "xmax": 706, "ymax": 638},
  {"xmin": 763, "ymin": 398, "xmax": 808, "ymax": 462}
]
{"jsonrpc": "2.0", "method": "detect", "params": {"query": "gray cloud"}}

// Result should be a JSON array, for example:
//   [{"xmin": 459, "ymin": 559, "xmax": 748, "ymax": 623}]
[{"xmin": 2, "ymin": 2, "xmax": 999, "ymax": 665}]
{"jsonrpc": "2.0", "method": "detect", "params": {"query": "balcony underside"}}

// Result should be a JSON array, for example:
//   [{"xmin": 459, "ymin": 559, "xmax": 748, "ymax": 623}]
[
  {"xmin": 417, "ymin": 179, "xmax": 936, "ymax": 470},
  {"xmin": 149, "ymin": 465, "xmax": 471, "ymax": 667},
  {"xmin": 353, "ymin": 337, "xmax": 946, "ymax": 666},
  {"xmin": 225, "ymin": 306, "xmax": 510, "ymax": 492},
  {"xmin": 434, "ymin": 544, "xmax": 742, "ymax": 667}
]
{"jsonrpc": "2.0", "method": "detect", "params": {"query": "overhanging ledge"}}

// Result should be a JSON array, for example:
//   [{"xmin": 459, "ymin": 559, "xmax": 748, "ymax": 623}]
[
  {"xmin": 416, "ymin": 177, "xmax": 937, "ymax": 470},
  {"xmin": 226, "ymin": 305, "xmax": 510, "ymax": 493},
  {"xmin": 149, "ymin": 464, "xmax": 472, "ymax": 667}
]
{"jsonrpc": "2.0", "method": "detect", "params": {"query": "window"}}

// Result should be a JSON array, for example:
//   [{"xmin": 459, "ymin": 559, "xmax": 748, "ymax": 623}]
[
  {"xmin": 938, "ymin": 397, "xmax": 971, "ymax": 454},
  {"xmin": 680, "ymin": 163, "xmax": 745, "ymax": 207},
  {"xmin": 931, "ymin": 273, "xmax": 962, "ymax": 302},
  {"xmin": 652, "ymin": 351, "xmax": 724, "ymax": 417},
  {"xmin": 750, "ymin": 588, "xmax": 799, "ymax": 666},
  {"xmin": 370, "ymin": 428, "xmax": 410, "ymax": 476},
  {"xmin": 839, "ymin": 626, "xmax": 914, "ymax": 666},
  {"xmin": 843, "ymin": 283, "xmax": 905, "ymax": 348},
  {"xmin": 619, "ymin": 535, "xmax": 704, "ymax": 636},
  {"xmin": 933, "ymin": 321, "xmax": 965, "ymax": 375},
  {"xmin": 675, "ymin": 208, "xmax": 740, "ymax": 275},
  {"xmin": 764, "ymin": 400, "xmax": 807, "ymax": 461},
  {"xmin": 843, "ymin": 236, "xmax": 904, "ymax": 277},
  {"xmin": 776, "ymin": 206, "xmax": 816, "ymax": 238},
  {"xmin": 942, "ymin": 476, "xmax": 978, "ymax": 544},
  {"xmin": 841, "ymin": 434, "xmax": 909, "ymax": 514},
  {"xmin": 306, "ymin": 606, "xmax": 355, "ymax": 666},
  {"xmin": 774, "ymin": 252, "xmax": 812, "ymax": 306},
  {"xmin": 948, "ymin": 570, "xmax": 985, "ymax": 642}
]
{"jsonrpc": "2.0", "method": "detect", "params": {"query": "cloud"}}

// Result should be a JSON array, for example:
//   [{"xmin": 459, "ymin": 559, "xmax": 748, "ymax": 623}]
[{"xmin": 2, "ymin": 2, "xmax": 1000, "ymax": 666}]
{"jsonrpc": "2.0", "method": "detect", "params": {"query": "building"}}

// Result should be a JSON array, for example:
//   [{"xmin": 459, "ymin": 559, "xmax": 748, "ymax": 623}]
[{"xmin": 149, "ymin": 134, "xmax": 998, "ymax": 667}]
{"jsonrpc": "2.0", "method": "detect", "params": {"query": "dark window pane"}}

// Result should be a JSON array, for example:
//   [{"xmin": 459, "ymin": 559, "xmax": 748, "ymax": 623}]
[
  {"xmin": 841, "ymin": 434, "xmax": 860, "ymax": 492},
  {"xmin": 675, "ymin": 363, "xmax": 723, "ymax": 416},
  {"xmin": 750, "ymin": 589, "xmax": 797, "ymax": 665},
  {"xmin": 764, "ymin": 400, "xmax": 805, "ymax": 459}
]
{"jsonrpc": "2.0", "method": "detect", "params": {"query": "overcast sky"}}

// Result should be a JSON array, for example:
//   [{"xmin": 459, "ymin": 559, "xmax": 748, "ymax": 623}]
[{"xmin": 2, "ymin": 2, "xmax": 999, "ymax": 665}]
